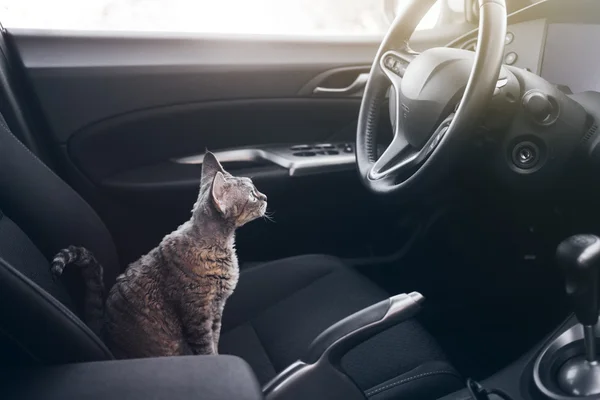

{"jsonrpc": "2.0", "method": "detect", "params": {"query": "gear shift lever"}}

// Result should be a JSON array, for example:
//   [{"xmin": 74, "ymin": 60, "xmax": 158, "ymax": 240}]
[
  {"xmin": 556, "ymin": 234, "xmax": 600, "ymax": 396},
  {"xmin": 557, "ymin": 234, "xmax": 600, "ymax": 361}
]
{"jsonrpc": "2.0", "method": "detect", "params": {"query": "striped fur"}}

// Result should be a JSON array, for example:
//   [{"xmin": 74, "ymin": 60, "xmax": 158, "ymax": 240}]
[{"xmin": 51, "ymin": 245, "xmax": 105, "ymax": 337}]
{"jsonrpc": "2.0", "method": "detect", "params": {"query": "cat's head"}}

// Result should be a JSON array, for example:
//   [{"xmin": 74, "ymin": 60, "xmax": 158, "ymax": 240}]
[{"xmin": 200, "ymin": 152, "xmax": 267, "ymax": 227}]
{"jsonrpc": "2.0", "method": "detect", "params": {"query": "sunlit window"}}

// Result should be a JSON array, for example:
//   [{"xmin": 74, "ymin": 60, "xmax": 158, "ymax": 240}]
[{"xmin": 0, "ymin": 0, "xmax": 445, "ymax": 36}]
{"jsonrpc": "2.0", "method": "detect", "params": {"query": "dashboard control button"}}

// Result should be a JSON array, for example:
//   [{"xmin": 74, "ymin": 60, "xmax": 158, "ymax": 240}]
[
  {"xmin": 343, "ymin": 145, "xmax": 353, "ymax": 153},
  {"xmin": 290, "ymin": 144, "xmax": 311, "ymax": 151},
  {"xmin": 522, "ymin": 91, "xmax": 554, "ymax": 124},
  {"xmin": 505, "ymin": 32, "xmax": 514, "ymax": 45},
  {"xmin": 505, "ymin": 52, "xmax": 518, "ymax": 65},
  {"xmin": 314, "ymin": 144, "xmax": 335, "ymax": 150},
  {"xmin": 293, "ymin": 151, "xmax": 316, "ymax": 157}
]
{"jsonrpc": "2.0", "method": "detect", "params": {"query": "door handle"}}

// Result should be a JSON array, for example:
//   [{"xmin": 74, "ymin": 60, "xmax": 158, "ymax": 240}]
[{"xmin": 313, "ymin": 73, "xmax": 369, "ymax": 95}]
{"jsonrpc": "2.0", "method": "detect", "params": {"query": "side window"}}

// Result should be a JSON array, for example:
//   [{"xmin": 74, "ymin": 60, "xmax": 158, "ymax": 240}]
[{"xmin": 0, "ymin": 0, "xmax": 464, "ymax": 36}]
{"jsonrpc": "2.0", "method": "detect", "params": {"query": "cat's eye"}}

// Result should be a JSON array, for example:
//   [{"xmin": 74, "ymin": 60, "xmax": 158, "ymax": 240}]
[{"xmin": 249, "ymin": 191, "xmax": 258, "ymax": 202}]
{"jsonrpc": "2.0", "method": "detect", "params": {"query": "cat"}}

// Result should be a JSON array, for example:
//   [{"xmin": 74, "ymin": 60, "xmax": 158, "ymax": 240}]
[{"xmin": 50, "ymin": 152, "xmax": 267, "ymax": 358}]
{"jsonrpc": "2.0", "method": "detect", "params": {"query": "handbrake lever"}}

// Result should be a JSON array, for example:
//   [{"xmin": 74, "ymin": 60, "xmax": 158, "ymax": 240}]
[
  {"xmin": 263, "ymin": 292, "xmax": 425, "ymax": 400},
  {"xmin": 305, "ymin": 291, "xmax": 424, "ymax": 364}
]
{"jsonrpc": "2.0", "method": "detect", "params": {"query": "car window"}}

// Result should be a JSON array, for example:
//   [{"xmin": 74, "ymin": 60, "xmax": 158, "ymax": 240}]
[{"xmin": 0, "ymin": 0, "xmax": 463, "ymax": 36}]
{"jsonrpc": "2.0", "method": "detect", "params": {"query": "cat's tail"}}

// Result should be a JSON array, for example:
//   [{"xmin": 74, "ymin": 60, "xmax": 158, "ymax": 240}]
[{"xmin": 51, "ymin": 246, "xmax": 105, "ymax": 338}]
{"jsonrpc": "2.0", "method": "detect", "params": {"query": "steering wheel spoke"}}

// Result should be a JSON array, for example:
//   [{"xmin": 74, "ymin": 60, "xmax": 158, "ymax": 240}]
[
  {"xmin": 369, "ymin": 114, "xmax": 453, "ymax": 181},
  {"xmin": 370, "ymin": 133, "xmax": 412, "ymax": 180}
]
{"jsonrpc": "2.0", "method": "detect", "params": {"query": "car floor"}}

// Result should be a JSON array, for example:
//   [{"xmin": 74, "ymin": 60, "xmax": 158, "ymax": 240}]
[{"xmin": 360, "ymin": 207, "xmax": 571, "ymax": 380}]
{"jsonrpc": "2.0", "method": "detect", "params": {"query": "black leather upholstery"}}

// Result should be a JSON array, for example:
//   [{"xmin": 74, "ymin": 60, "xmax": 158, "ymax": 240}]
[{"xmin": 0, "ymin": 114, "xmax": 461, "ymax": 399}]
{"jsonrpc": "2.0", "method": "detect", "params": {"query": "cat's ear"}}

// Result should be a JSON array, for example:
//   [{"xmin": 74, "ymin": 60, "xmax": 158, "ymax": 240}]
[
  {"xmin": 201, "ymin": 151, "xmax": 225, "ymax": 184},
  {"xmin": 211, "ymin": 171, "xmax": 228, "ymax": 215}
]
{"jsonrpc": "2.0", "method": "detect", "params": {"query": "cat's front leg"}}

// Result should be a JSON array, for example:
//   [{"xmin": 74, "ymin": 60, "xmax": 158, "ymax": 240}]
[
  {"xmin": 210, "ymin": 297, "xmax": 227, "ymax": 354},
  {"xmin": 179, "ymin": 293, "xmax": 217, "ymax": 356},
  {"xmin": 185, "ymin": 316, "xmax": 216, "ymax": 355},
  {"xmin": 212, "ymin": 314, "xmax": 222, "ymax": 354}
]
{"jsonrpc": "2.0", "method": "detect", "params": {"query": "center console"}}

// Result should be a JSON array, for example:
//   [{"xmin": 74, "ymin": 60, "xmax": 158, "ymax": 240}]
[{"xmin": 439, "ymin": 235, "xmax": 600, "ymax": 400}]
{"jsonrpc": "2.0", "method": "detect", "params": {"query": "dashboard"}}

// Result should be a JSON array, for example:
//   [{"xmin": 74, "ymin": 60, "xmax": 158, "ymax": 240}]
[{"xmin": 448, "ymin": 0, "xmax": 600, "ymax": 95}]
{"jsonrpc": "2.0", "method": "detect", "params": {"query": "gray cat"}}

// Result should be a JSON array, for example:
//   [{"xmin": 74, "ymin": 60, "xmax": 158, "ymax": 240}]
[{"xmin": 51, "ymin": 152, "xmax": 267, "ymax": 358}]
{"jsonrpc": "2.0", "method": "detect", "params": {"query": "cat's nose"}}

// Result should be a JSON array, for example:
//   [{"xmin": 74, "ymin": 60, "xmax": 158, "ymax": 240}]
[{"xmin": 259, "ymin": 193, "xmax": 267, "ymax": 201}]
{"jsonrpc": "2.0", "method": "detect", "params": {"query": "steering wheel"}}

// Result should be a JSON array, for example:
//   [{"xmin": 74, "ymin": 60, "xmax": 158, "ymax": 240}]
[{"xmin": 356, "ymin": 0, "xmax": 507, "ymax": 195}]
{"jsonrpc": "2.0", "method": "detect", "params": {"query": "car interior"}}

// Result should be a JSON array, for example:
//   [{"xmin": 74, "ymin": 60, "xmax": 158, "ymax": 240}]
[{"xmin": 2, "ymin": 0, "xmax": 600, "ymax": 399}]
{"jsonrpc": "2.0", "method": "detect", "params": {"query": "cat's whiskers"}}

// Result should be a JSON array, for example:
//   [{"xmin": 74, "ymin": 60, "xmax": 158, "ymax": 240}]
[{"xmin": 262, "ymin": 210, "xmax": 276, "ymax": 223}]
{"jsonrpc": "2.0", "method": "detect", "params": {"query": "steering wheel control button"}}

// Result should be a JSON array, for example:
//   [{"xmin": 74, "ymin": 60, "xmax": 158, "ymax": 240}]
[
  {"xmin": 505, "ymin": 32, "xmax": 514, "ymax": 45},
  {"xmin": 504, "ymin": 52, "xmax": 518, "ymax": 65},
  {"xmin": 394, "ymin": 62, "xmax": 407, "ymax": 76},
  {"xmin": 522, "ymin": 91, "xmax": 558, "ymax": 125},
  {"xmin": 512, "ymin": 141, "xmax": 540, "ymax": 170},
  {"xmin": 383, "ymin": 53, "xmax": 408, "ymax": 77},
  {"xmin": 384, "ymin": 55, "xmax": 396, "ymax": 69},
  {"xmin": 384, "ymin": 55, "xmax": 400, "ymax": 74}
]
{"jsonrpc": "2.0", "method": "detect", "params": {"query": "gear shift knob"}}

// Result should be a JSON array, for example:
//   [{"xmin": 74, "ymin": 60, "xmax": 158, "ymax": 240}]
[{"xmin": 557, "ymin": 234, "xmax": 600, "ymax": 327}]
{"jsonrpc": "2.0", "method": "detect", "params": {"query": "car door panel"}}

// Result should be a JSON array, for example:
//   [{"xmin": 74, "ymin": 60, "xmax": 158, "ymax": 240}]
[{"xmin": 67, "ymin": 98, "xmax": 365, "ymax": 181}]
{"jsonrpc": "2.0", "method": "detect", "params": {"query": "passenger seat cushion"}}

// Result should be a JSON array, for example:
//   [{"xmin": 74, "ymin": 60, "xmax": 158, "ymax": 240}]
[{"xmin": 220, "ymin": 255, "xmax": 453, "ymax": 397}]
